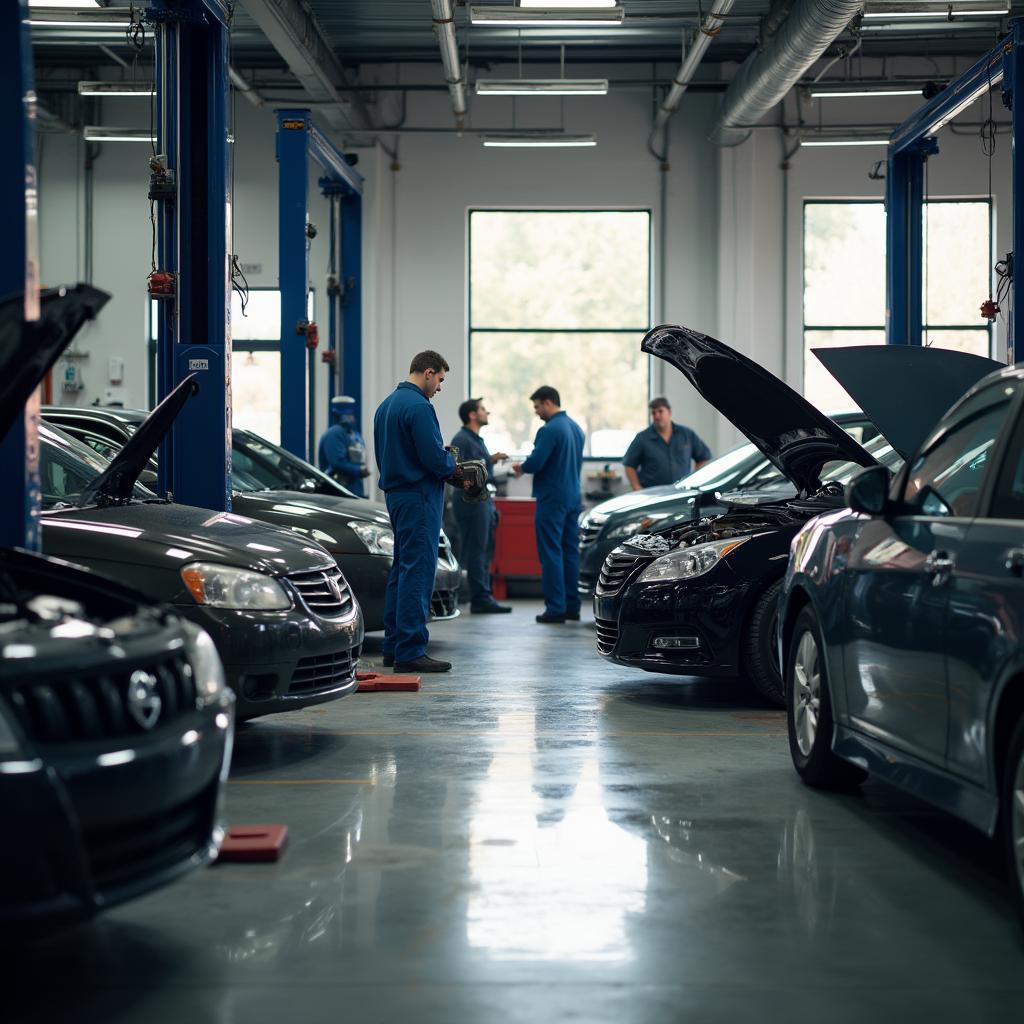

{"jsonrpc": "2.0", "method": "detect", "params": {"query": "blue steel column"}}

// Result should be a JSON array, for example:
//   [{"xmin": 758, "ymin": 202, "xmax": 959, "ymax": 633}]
[
  {"xmin": 340, "ymin": 192, "xmax": 363, "ymax": 414},
  {"xmin": 0, "ymin": 0, "xmax": 42, "ymax": 549},
  {"xmin": 326, "ymin": 192, "xmax": 339, "ymax": 406},
  {"xmin": 1011, "ymin": 22, "xmax": 1024, "ymax": 363},
  {"xmin": 277, "ymin": 108, "xmax": 311, "ymax": 458}
]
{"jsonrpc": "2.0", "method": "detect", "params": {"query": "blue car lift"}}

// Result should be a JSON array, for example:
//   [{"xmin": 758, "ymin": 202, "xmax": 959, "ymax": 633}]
[
  {"xmin": 148, "ymin": 0, "xmax": 232, "ymax": 509},
  {"xmin": 887, "ymin": 19, "xmax": 1024, "ymax": 362},
  {"xmin": 0, "ymin": 0, "xmax": 41, "ymax": 548},
  {"xmin": 275, "ymin": 109, "xmax": 363, "ymax": 461}
]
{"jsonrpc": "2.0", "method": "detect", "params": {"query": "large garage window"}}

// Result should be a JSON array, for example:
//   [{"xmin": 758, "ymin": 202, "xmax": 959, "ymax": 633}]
[
  {"xmin": 469, "ymin": 210, "xmax": 651, "ymax": 457},
  {"xmin": 803, "ymin": 199, "xmax": 992, "ymax": 413}
]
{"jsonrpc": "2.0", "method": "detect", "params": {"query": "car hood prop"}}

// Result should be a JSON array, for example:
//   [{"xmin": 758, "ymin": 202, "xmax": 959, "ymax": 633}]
[
  {"xmin": 642, "ymin": 325, "xmax": 876, "ymax": 495},
  {"xmin": 78, "ymin": 373, "xmax": 199, "ymax": 506},
  {"xmin": 812, "ymin": 345, "xmax": 1004, "ymax": 460},
  {"xmin": 0, "ymin": 285, "xmax": 111, "ymax": 441}
]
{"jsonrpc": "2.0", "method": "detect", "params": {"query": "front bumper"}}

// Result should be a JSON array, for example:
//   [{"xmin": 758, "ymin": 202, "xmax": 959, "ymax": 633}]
[
  {"xmin": 342, "ymin": 554, "xmax": 462, "ymax": 631},
  {"xmin": 593, "ymin": 568, "xmax": 751, "ymax": 677},
  {"xmin": 180, "ymin": 603, "xmax": 364, "ymax": 718},
  {"xmin": 431, "ymin": 559, "xmax": 461, "ymax": 620},
  {"xmin": 0, "ymin": 697, "xmax": 233, "ymax": 930}
]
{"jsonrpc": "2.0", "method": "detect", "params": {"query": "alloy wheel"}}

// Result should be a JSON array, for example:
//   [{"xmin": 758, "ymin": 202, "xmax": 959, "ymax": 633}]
[
  {"xmin": 792, "ymin": 630, "xmax": 821, "ymax": 758},
  {"xmin": 1013, "ymin": 747, "xmax": 1024, "ymax": 902}
]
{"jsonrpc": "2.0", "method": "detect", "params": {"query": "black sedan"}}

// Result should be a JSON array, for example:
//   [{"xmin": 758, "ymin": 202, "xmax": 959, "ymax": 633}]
[
  {"xmin": 43, "ymin": 407, "xmax": 461, "ymax": 630},
  {"xmin": 778, "ymin": 363, "xmax": 1024, "ymax": 926},
  {"xmin": 594, "ymin": 325, "xmax": 1001, "ymax": 705},
  {"xmin": 0, "ymin": 285, "xmax": 233, "ymax": 930}
]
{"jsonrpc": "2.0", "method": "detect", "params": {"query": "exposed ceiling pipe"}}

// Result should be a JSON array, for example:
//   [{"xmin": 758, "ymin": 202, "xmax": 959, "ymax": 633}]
[
  {"xmin": 431, "ymin": 0, "xmax": 467, "ymax": 130},
  {"xmin": 710, "ymin": 0, "xmax": 864, "ymax": 146},
  {"xmin": 228, "ymin": 65, "xmax": 264, "ymax": 108},
  {"xmin": 650, "ymin": 0, "xmax": 736, "ymax": 146}
]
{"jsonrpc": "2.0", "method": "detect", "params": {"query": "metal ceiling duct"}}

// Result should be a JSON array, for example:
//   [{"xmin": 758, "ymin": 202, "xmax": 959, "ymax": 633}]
[
  {"xmin": 709, "ymin": 0, "xmax": 864, "ymax": 146},
  {"xmin": 431, "ymin": 0, "xmax": 467, "ymax": 130}
]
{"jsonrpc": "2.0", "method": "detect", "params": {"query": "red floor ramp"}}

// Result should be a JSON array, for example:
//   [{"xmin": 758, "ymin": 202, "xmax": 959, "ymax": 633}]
[
  {"xmin": 217, "ymin": 824, "xmax": 289, "ymax": 863},
  {"xmin": 356, "ymin": 671, "xmax": 421, "ymax": 692}
]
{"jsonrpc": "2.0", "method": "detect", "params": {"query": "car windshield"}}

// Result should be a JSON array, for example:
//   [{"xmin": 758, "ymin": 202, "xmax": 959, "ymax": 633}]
[
  {"xmin": 674, "ymin": 442, "xmax": 760, "ymax": 491},
  {"xmin": 39, "ymin": 424, "xmax": 156, "ymax": 509},
  {"xmin": 232, "ymin": 430, "xmax": 357, "ymax": 497},
  {"xmin": 820, "ymin": 435, "xmax": 902, "ymax": 486}
]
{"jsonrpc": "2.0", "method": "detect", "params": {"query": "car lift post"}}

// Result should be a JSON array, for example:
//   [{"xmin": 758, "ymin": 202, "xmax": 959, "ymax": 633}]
[
  {"xmin": 887, "ymin": 19, "xmax": 1024, "ymax": 361},
  {"xmin": 0, "ymin": 1, "xmax": 42, "ymax": 550},
  {"xmin": 149, "ymin": 0, "xmax": 232, "ymax": 509},
  {"xmin": 275, "ymin": 109, "xmax": 363, "ymax": 460}
]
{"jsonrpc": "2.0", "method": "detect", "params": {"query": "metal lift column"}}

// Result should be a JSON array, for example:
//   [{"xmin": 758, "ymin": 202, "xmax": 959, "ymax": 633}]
[
  {"xmin": 0, "ymin": 1, "xmax": 42, "ymax": 549},
  {"xmin": 149, "ymin": 0, "xmax": 232, "ymax": 509}
]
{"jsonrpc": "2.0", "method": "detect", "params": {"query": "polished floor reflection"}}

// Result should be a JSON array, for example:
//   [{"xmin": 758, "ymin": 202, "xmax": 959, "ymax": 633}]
[{"xmin": 8, "ymin": 600, "xmax": 1024, "ymax": 1023}]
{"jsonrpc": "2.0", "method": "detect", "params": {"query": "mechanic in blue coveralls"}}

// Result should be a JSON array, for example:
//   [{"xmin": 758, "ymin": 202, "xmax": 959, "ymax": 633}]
[
  {"xmin": 512, "ymin": 386, "xmax": 586, "ymax": 624},
  {"xmin": 318, "ymin": 395, "xmax": 370, "ymax": 497},
  {"xmin": 374, "ymin": 350, "xmax": 461, "ymax": 673},
  {"xmin": 450, "ymin": 397, "xmax": 511, "ymax": 615}
]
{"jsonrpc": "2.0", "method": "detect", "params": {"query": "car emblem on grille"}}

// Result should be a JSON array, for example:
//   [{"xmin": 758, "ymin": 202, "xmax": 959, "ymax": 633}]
[
  {"xmin": 327, "ymin": 575, "xmax": 343, "ymax": 603},
  {"xmin": 127, "ymin": 669, "xmax": 162, "ymax": 730}
]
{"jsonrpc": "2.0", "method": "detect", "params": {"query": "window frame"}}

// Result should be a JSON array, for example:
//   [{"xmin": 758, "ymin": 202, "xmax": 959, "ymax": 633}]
[{"xmin": 467, "ymin": 207, "xmax": 654, "ymax": 461}]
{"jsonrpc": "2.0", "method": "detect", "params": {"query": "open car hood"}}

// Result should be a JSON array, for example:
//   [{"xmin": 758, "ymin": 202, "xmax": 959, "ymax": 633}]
[
  {"xmin": 0, "ymin": 285, "xmax": 110, "ymax": 440},
  {"xmin": 78, "ymin": 373, "xmax": 198, "ymax": 506},
  {"xmin": 812, "ymin": 345, "xmax": 1004, "ymax": 460},
  {"xmin": 642, "ymin": 325, "xmax": 876, "ymax": 495}
]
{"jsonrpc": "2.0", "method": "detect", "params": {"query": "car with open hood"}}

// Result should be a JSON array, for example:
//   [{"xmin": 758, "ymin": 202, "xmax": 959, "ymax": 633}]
[
  {"xmin": 0, "ymin": 285, "xmax": 234, "ymax": 931},
  {"xmin": 42, "ymin": 408, "xmax": 461, "ymax": 630},
  {"xmin": 777, "ymin": 354, "xmax": 1024, "ymax": 928},
  {"xmin": 36, "ymin": 377, "xmax": 364, "ymax": 719},
  {"xmin": 577, "ymin": 409, "xmax": 877, "ymax": 597},
  {"xmin": 594, "ymin": 325, "xmax": 1002, "ymax": 705}
]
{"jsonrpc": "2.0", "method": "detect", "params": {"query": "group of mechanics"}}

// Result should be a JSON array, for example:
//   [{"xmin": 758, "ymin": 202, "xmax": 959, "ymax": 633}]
[{"xmin": 318, "ymin": 349, "xmax": 711, "ymax": 674}]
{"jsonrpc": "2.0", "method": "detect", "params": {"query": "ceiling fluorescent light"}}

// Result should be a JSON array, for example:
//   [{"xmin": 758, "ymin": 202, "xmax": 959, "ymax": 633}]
[
  {"xmin": 476, "ymin": 78, "xmax": 608, "ymax": 95},
  {"xmin": 78, "ymin": 81, "xmax": 155, "ymax": 97},
  {"xmin": 518, "ymin": 1, "xmax": 617, "ymax": 6},
  {"xmin": 470, "ymin": 6, "xmax": 624, "ymax": 26},
  {"xmin": 82, "ymin": 126, "xmax": 155, "ymax": 143},
  {"xmin": 800, "ymin": 136, "xmax": 889, "ymax": 147},
  {"xmin": 28, "ymin": 1, "xmax": 100, "ymax": 7},
  {"xmin": 28, "ymin": 8, "xmax": 131, "ymax": 27},
  {"xmin": 812, "ymin": 88, "xmax": 924, "ymax": 97},
  {"xmin": 482, "ymin": 133, "xmax": 597, "ymax": 147},
  {"xmin": 863, "ymin": 1, "xmax": 1009, "ymax": 16}
]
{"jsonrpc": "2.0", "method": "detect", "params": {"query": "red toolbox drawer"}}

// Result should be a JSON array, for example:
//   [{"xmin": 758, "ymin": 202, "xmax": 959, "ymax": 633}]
[{"xmin": 490, "ymin": 497, "xmax": 541, "ymax": 597}]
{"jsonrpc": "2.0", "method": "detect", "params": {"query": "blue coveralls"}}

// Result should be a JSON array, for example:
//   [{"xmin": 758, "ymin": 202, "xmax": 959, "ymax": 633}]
[
  {"xmin": 520, "ymin": 411, "xmax": 585, "ymax": 617},
  {"xmin": 318, "ymin": 422, "xmax": 368, "ymax": 497},
  {"xmin": 373, "ymin": 382, "xmax": 456, "ymax": 662},
  {"xmin": 449, "ymin": 425, "xmax": 497, "ymax": 608}
]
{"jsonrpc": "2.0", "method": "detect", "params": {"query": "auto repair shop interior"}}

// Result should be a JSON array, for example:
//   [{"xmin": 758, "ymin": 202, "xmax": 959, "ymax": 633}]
[{"xmin": 6, "ymin": 1, "xmax": 1024, "ymax": 1021}]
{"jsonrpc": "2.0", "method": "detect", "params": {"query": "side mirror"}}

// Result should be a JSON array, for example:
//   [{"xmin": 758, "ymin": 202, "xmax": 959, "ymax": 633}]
[{"xmin": 846, "ymin": 465, "xmax": 891, "ymax": 516}]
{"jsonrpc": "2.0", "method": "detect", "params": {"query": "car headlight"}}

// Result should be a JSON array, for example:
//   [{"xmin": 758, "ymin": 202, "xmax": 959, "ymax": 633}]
[
  {"xmin": 180, "ymin": 562, "xmax": 292, "ymax": 610},
  {"xmin": 184, "ymin": 623, "xmax": 228, "ymax": 706},
  {"xmin": 348, "ymin": 521, "xmax": 395, "ymax": 557},
  {"xmin": 638, "ymin": 537, "xmax": 749, "ymax": 583},
  {"xmin": 610, "ymin": 514, "xmax": 667, "ymax": 539}
]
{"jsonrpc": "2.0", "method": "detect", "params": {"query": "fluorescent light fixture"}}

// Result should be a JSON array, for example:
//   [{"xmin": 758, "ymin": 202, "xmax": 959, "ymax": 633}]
[
  {"xmin": 28, "ymin": 0, "xmax": 100, "ymax": 6},
  {"xmin": 863, "ymin": 1, "xmax": 1008, "ymax": 16},
  {"xmin": 518, "ymin": 0, "xmax": 617, "ymax": 6},
  {"xmin": 476, "ymin": 78, "xmax": 608, "ymax": 95},
  {"xmin": 810, "ymin": 81, "xmax": 936, "ymax": 98},
  {"xmin": 470, "ymin": 6, "xmax": 624, "ymax": 26},
  {"xmin": 78, "ymin": 81, "xmax": 155, "ymax": 97},
  {"xmin": 482, "ymin": 133, "xmax": 597, "ymax": 147},
  {"xmin": 800, "ymin": 136, "xmax": 890, "ymax": 147},
  {"xmin": 82, "ymin": 126, "xmax": 154, "ymax": 143},
  {"xmin": 28, "ymin": 8, "xmax": 131, "ymax": 27}
]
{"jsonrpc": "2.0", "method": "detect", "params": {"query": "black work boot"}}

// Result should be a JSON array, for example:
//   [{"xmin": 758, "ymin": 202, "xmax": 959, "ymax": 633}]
[{"xmin": 394, "ymin": 654, "xmax": 452, "ymax": 673}]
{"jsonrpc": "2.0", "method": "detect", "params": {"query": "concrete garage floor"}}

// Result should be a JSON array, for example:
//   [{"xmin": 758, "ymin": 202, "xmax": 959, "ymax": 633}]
[{"xmin": 9, "ymin": 600, "xmax": 1024, "ymax": 1023}]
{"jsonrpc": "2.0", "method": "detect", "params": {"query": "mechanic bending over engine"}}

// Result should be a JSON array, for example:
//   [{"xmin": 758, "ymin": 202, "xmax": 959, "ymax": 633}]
[{"xmin": 318, "ymin": 394, "xmax": 370, "ymax": 497}]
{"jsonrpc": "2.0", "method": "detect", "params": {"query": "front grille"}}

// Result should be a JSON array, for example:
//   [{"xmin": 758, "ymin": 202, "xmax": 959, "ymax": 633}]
[
  {"xmin": 287, "ymin": 565, "xmax": 354, "ymax": 618},
  {"xmin": 595, "ymin": 617, "xmax": 619, "ymax": 656},
  {"xmin": 438, "ymin": 531, "xmax": 456, "ymax": 565},
  {"xmin": 6, "ymin": 653, "xmax": 197, "ymax": 744},
  {"xmin": 579, "ymin": 523, "xmax": 602, "ymax": 547},
  {"xmin": 289, "ymin": 646, "xmax": 359, "ymax": 695},
  {"xmin": 430, "ymin": 589, "xmax": 458, "ymax": 618},
  {"xmin": 82, "ymin": 784, "xmax": 215, "ymax": 897},
  {"xmin": 596, "ymin": 550, "xmax": 653, "ymax": 597}
]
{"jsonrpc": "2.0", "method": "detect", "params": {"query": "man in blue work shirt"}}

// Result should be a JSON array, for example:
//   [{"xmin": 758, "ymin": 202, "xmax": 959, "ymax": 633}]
[
  {"xmin": 374, "ymin": 351, "xmax": 458, "ymax": 672},
  {"xmin": 318, "ymin": 395, "xmax": 370, "ymax": 497},
  {"xmin": 450, "ymin": 397, "xmax": 511, "ymax": 614},
  {"xmin": 622, "ymin": 397, "xmax": 712, "ymax": 490},
  {"xmin": 512, "ymin": 386, "xmax": 585, "ymax": 624}
]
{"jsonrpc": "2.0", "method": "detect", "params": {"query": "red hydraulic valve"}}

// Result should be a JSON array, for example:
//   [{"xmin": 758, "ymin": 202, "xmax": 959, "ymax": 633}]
[
  {"xmin": 305, "ymin": 322, "xmax": 319, "ymax": 349},
  {"xmin": 981, "ymin": 298, "xmax": 1000, "ymax": 321},
  {"xmin": 321, "ymin": 348, "xmax": 336, "ymax": 364},
  {"xmin": 148, "ymin": 270, "xmax": 175, "ymax": 299}
]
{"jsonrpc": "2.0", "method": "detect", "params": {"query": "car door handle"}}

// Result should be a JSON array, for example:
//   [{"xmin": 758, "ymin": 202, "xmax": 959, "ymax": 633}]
[
  {"xmin": 1006, "ymin": 548, "xmax": 1024, "ymax": 576},
  {"xmin": 923, "ymin": 550, "xmax": 954, "ymax": 585}
]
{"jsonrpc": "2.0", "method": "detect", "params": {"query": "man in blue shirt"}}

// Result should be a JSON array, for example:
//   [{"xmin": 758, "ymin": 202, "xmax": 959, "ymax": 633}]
[
  {"xmin": 318, "ymin": 395, "xmax": 370, "ymax": 497},
  {"xmin": 450, "ymin": 398, "xmax": 511, "ymax": 614},
  {"xmin": 513, "ymin": 386, "xmax": 586, "ymax": 624},
  {"xmin": 622, "ymin": 397, "xmax": 711, "ymax": 490},
  {"xmin": 374, "ymin": 351, "xmax": 458, "ymax": 672}
]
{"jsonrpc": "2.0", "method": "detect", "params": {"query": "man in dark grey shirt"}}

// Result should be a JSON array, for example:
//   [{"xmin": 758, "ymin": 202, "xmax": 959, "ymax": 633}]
[{"xmin": 622, "ymin": 397, "xmax": 711, "ymax": 490}]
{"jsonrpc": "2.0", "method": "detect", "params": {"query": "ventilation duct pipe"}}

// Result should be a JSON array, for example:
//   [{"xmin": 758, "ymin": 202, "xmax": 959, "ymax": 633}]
[
  {"xmin": 431, "ymin": 0, "xmax": 467, "ymax": 130},
  {"xmin": 710, "ymin": 0, "xmax": 863, "ymax": 146},
  {"xmin": 651, "ymin": 0, "xmax": 735, "ymax": 150}
]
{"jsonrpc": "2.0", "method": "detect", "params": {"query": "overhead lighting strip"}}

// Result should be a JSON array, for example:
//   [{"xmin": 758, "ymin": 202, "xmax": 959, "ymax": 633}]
[
  {"xmin": 518, "ymin": 1, "xmax": 617, "ymax": 6},
  {"xmin": 482, "ymin": 133, "xmax": 597, "ymax": 147},
  {"xmin": 470, "ymin": 6, "xmax": 624, "ymax": 26},
  {"xmin": 476, "ymin": 78, "xmax": 608, "ymax": 95},
  {"xmin": 28, "ymin": 7, "xmax": 132, "ymax": 28},
  {"xmin": 82, "ymin": 126, "xmax": 155, "ymax": 143},
  {"xmin": 800, "ymin": 136, "xmax": 890, "ymax": 147},
  {"xmin": 78, "ymin": 81, "xmax": 155, "ymax": 97},
  {"xmin": 863, "ymin": 1, "xmax": 1009, "ymax": 16}
]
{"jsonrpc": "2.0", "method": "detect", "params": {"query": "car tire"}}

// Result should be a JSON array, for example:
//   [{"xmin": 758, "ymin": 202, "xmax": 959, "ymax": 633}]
[
  {"xmin": 1001, "ymin": 714, "xmax": 1024, "ymax": 931},
  {"xmin": 786, "ymin": 606, "xmax": 865, "ymax": 790},
  {"xmin": 742, "ymin": 579, "xmax": 785, "ymax": 707}
]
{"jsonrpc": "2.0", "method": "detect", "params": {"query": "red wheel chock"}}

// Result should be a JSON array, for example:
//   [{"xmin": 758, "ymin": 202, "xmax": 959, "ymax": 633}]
[
  {"xmin": 218, "ymin": 824, "xmax": 289, "ymax": 863},
  {"xmin": 356, "ymin": 671, "xmax": 421, "ymax": 692}
]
